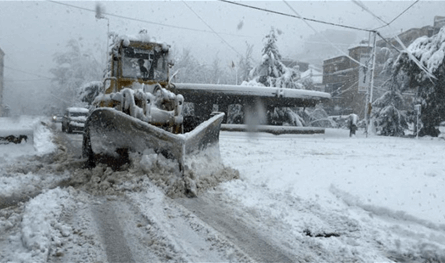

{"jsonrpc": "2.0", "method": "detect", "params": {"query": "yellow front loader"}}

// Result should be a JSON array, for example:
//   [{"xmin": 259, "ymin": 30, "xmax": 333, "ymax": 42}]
[{"xmin": 82, "ymin": 33, "xmax": 224, "ymax": 174}]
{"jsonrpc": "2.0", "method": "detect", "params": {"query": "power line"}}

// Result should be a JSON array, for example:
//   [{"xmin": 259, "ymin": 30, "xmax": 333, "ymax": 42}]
[
  {"xmin": 5, "ymin": 79, "xmax": 50, "ymax": 82},
  {"xmin": 373, "ymin": 0, "xmax": 420, "ymax": 30},
  {"xmin": 46, "ymin": 0, "xmax": 255, "ymax": 39},
  {"xmin": 220, "ymin": 0, "xmax": 382, "ymax": 69},
  {"xmin": 350, "ymin": 0, "xmax": 436, "ymax": 81},
  {"xmin": 352, "ymin": 0, "xmax": 389, "ymax": 27},
  {"xmin": 375, "ymin": 32, "xmax": 402, "ymax": 53},
  {"xmin": 4, "ymin": 66, "xmax": 53, "ymax": 79},
  {"xmin": 219, "ymin": 0, "xmax": 374, "ymax": 33},
  {"xmin": 283, "ymin": 1, "xmax": 368, "ymax": 68},
  {"xmin": 182, "ymin": 1, "xmax": 241, "ymax": 57},
  {"xmin": 303, "ymin": 41, "xmax": 352, "ymax": 47}
]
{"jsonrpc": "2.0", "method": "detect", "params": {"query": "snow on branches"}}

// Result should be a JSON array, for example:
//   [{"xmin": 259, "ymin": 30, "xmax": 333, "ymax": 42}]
[
  {"xmin": 407, "ymin": 27, "xmax": 445, "ymax": 75},
  {"xmin": 392, "ymin": 26, "xmax": 445, "ymax": 136},
  {"xmin": 247, "ymin": 28, "xmax": 301, "ymax": 89},
  {"xmin": 372, "ymin": 76, "xmax": 407, "ymax": 137}
]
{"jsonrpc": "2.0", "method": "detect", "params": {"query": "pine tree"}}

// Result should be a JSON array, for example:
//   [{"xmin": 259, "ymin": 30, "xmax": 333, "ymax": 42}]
[
  {"xmin": 372, "ymin": 74, "xmax": 407, "ymax": 136},
  {"xmin": 249, "ymin": 28, "xmax": 300, "ymax": 89},
  {"xmin": 391, "ymin": 26, "xmax": 445, "ymax": 136},
  {"xmin": 243, "ymin": 28, "xmax": 305, "ymax": 126}
]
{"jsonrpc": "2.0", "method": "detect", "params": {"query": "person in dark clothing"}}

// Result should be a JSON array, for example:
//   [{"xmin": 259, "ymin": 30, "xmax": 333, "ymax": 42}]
[
  {"xmin": 138, "ymin": 58, "xmax": 150, "ymax": 79},
  {"xmin": 348, "ymin": 114, "xmax": 358, "ymax": 137}
]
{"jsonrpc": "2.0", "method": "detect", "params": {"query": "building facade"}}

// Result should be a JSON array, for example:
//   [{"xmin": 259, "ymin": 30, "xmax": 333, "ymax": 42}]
[
  {"xmin": 322, "ymin": 44, "xmax": 371, "ymax": 118},
  {"xmin": 322, "ymin": 16, "xmax": 445, "ymax": 119}
]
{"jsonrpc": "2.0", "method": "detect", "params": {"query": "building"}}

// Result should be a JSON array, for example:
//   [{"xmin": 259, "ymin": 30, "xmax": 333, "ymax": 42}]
[
  {"xmin": 377, "ymin": 16, "xmax": 445, "ymax": 49},
  {"xmin": 0, "ymin": 47, "xmax": 4, "ymax": 117},
  {"xmin": 322, "ymin": 44, "xmax": 371, "ymax": 117},
  {"xmin": 322, "ymin": 16, "xmax": 445, "ymax": 118},
  {"xmin": 281, "ymin": 59, "xmax": 309, "ymax": 72}
]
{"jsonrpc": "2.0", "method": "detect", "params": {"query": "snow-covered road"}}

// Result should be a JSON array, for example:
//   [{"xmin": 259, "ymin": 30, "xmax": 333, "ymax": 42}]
[{"xmin": 1, "ymin": 117, "xmax": 445, "ymax": 262}]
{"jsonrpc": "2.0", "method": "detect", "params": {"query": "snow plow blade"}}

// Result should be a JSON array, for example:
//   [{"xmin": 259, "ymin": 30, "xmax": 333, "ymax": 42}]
[{"xmin": 82, "ymin": 108, "xmax": 224, "ymax": 171}]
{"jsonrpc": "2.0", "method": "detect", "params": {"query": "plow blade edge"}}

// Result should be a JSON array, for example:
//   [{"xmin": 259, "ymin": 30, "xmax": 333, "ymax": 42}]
[{"xmin": 82, "ymin": 108, "xmax": 224, "ymax": 171}]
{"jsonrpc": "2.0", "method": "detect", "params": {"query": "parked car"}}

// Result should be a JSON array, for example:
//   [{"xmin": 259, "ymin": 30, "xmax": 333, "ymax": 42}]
[
  {"xmin": 62, "ymin": 107, "xmax": 89, "ymax": 133},
  {"xmin": 52, "ymin": 115, "xmax": 63, "ymax": 123}
]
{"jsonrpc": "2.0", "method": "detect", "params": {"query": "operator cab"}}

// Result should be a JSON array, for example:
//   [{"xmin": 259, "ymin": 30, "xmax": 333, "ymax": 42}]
[{"xmin": 107, "ymin": 38, "xmax": 172, "ymax": 94}]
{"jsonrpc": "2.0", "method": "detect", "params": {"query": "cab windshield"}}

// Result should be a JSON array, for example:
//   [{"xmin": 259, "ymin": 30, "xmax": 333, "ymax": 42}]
[
  {"xmin": 121, "ymin": 46, "xmax": 168, "ymax": 81},
  {"xmin": 69, "ymin": 111, "xmax": 88, "ymax": 117}
]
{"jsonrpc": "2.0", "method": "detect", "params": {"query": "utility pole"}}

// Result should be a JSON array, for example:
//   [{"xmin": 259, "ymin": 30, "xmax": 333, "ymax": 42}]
[
  {"xmin": 365, "ymin": 31, "xmax": 377, "ymax": 137},
  {"xmin": 95, "ymin": 4, "xmax": 110, "ymax": 68}
]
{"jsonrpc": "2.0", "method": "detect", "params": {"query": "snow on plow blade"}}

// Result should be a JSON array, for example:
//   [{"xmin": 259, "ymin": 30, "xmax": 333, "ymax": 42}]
[{"xmin": 82, "ymin": 108, "xmax": 224, "ymax": 172}]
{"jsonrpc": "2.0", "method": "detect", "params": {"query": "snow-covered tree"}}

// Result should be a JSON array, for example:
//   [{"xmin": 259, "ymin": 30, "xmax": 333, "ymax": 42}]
[
  {"xmin": 79, "ymin": 81, "xmax": 103, "ymax": 106},
  {"xmin": 248, "ymin": 27, "xmax": 300, "ymax": 89},
  {"xmin": 209, "ymin": 55, "xmax": 232, "ymax": 84},
  {"xmin": 372, "ymin": 74, "xmax": 407, "ymax": 136},
  {"xmin": 391, "ymin": 26, "xmax": 445, "ymax": 136},
  {"xmin": 172, "ymin": 48, "xmax": 206, "ymax": 83},
  {"xmin": 242, "ymin": 28, "xmax": 305, "ymax": 126},
  {"xmin": 172, "ymin": 48, "xmax": 234, "ymax": 84},
  {"xmin": 304, "ymin": 106, "xmax": 336, "ymax": 128},
  {"xmin": 267, "ymin": 107, "xmax": 305, "ymax": 126},
  {"xmin": 50, "ymin": 39, "xmax": 103, "ymax": 109},
  {"xmin": 237, "ymin": 42, "xmax": 255, "ymax": 83}
]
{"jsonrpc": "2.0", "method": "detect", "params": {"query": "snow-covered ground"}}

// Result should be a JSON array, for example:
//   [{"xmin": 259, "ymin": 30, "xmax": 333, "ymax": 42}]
[
  {"xmin": 0, "ymin": 117, "xmax": 61, "ymax": 197},
  {"xmin": 217, "ymin": 130, "xmax": 445, "ymax": 261},
  {"xmin": 1, "ymin": 116, "xmax": 444, "ymax": 262}
]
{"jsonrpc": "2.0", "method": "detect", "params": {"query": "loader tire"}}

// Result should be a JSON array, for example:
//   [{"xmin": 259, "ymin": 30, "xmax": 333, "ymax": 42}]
[{"xmin": 82, "ymin": 129, "xmax": 95, "ymax": 168}]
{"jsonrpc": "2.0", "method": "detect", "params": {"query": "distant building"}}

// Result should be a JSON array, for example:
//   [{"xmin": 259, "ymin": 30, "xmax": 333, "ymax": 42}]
[
  {"xmin": 322, "ymin": 16, "xmax": 444, "ymax": 118},
  {"xmin": 0, "ymin": 47, "xmax": 4, "ymax": 117},
  {"xmin": 322, "ymin": 44, "xmax": 371, "ymax": 117},
  {"xmin": 301, "ymin": 64, "xmax": 324, "ymax": 91},
  {"xmin": 376, "ymin": 16, "xmax": 444, "ymax": 50},
  {"xmin": 281, "ymin": 59, "xmax": 309, "ymax": 72}
]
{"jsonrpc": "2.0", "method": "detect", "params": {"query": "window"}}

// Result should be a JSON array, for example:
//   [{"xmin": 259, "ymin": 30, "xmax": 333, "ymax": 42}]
[{"xmin": 121, "ymin": 46, "xmax": 168, "ymax": 81}]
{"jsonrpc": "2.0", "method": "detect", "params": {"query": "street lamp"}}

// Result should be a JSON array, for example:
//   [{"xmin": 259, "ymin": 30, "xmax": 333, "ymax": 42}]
[
  {"xmin": 414, "ymin": 104, "xmax": 421, "ymax": 139},
  {"xmin": 95, "ymin": 4, "xmax": 109, "ymax": 67}
]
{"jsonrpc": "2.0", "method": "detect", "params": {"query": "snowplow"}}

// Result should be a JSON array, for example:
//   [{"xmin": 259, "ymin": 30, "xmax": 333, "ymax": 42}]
[{"xmin": 82, "ymin": 32, "xmax": 224, "ymax": 174}]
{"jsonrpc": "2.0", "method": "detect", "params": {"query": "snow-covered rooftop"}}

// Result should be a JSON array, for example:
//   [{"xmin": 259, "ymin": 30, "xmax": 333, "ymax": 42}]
[
  {"xmin": 174, "ymin": 83, "xmax": 331, "ymax": 100},
  {"xmin": 66, "ymin": 107, "xmax": 89, "ymax": 113}
]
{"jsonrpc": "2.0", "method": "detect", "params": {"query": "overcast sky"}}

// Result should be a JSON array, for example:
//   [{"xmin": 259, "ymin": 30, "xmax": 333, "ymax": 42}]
[{"xmin": 0, "ymin": 0, "xmax": 443, "ymax": 112}]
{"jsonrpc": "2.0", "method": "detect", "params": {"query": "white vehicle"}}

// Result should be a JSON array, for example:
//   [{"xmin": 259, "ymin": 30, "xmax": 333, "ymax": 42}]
[{"xmin": 62, "ymin": 107, "xmax": 89, "ymax": 133}]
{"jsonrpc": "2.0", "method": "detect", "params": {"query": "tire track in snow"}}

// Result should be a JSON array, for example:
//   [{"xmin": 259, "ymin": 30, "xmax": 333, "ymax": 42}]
[
  {"xmin": 177, "ymin": 196, "xmax": 295, "ymax": 263},
  {"xmin": 91, "ymin": 199, "xmax": 136, "ymax": 263}
]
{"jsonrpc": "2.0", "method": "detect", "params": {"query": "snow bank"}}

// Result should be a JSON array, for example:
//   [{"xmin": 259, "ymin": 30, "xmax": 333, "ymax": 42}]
[
  {"xmin": 0, "ymin": 171, "xmax": 66, "ymax": 198},
  {"xmin": 32, "ymin": 121, "xmax": 57, "ymax": 155},
  {"xmin": 0, "ymin": 116, "xmax": 59, "ymax": 198},
  {"xmin": 71, "ymin": 148, "xmax": 239, "ymax": 198},
  {"xmin": 0, "ymin": 116, "xmax": 56, "ymax": 156},
  {"xmin": 21, "ymin": 188, "xmax": 73, "ymax": 261},
  {"xmin": 0, "ymin": 116, "xmax": 34, "ymax": 143},
  {"xmin": 2, "ymin": 188, "xmax": 74, "ymax": 263}
]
